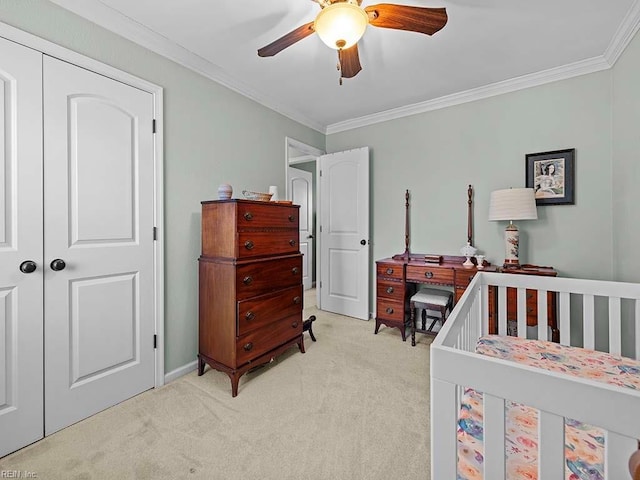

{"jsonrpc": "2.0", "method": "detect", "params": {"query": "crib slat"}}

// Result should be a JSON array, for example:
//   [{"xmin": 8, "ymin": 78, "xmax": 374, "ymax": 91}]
[
  {"xmin": 538, "ymin": 411, "xmax": 564, "ymax": 480},
  {"xmin": 517, "ymin": 288, "xmax": 527, "ymax": 338},
  {"xmin": 636, "ymin": 300, "xmax": 640, "ymax": 360},
  {"xmin": 559, "ymin": 292, "xmax": 571, "ymax": 346},
  {"xmin": 583, "ymin": 294, "xmax": 595, "ymax": 349},
  {"xmin": 430, "ymin": 379, "xmax": 458, "ymax": 480},
  {"xmin": 537, "ymin": 289, "xmax": 549, "ymax": 342},
  {"xmin": 480, "ymin": 284, "xmax": 489, "ymax": 337},
  {"xmin": 605, "ymin": 432, "xmax": 638, "ymax": 480},
  {"xmin": 498, "ymin": 286, "xmax": 507, "ymax": 336},
  {"xmin": 608, "ymin": 297, "xmax": 621, "ymax": 355},
  {"xmin": 483, "ymin": 394, "xmax": 506, "ymax": 480}
]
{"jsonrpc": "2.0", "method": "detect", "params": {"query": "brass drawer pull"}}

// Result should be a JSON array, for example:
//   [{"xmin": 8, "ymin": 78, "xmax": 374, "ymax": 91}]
[
  {"xmin": 527, "ymin": 293, "xmax": 533, "ymax": 300},
  {"xmin": 243, "ymin": 342, "xmax": 253, "ymax": 352},
  {"xmin": 245, "ymin": 311, "xmax": 255, "ymax": 321},
  {"xmin": 527, "ymin": 307, "xmax": 534, "ymax": 314},
  {"xmin": 289, "ymin": 239, "xmax": 296, "ymax": 247},
  {"xmin": 469, "ymin": 275, "xmax": 474, "ymax": 281},
  {"xmin": 386, "ymin": 268, "xmax": 393, "ymax": 275},
  {"xmin": 291, "ymin": 321, "xmax": 299, "ymax": 328},
  {"xmin": 288, "ymin": 215, "xmax": 296, "ymax": 222},
  {"xmin": 242, "ymin": 276, "xmax": 253, "ymax": 285},
  {"xmin": 244, "ymin": 240, "xmax": 254, "ymax": 250},
  {"xmin": 386, "ymin": 307, "xmax": 394, "ymax": 314},
  {"xmin": 243, "ymin": 212, "xmax": 253, "ymax": 221},
  {"xmin": 293, "ymin": 296, "xmax": 301, "ymax": 305},
  {"xmin": 386, "ymin": 286, "xmax": 394, "ymax": 294},
  {"xmin": 425, "ymin": 271, "xmax": 434, "ymax": 279},
  {"xmin": 292, "ymin": 267, "xmax": 300, "ymax": 275}
]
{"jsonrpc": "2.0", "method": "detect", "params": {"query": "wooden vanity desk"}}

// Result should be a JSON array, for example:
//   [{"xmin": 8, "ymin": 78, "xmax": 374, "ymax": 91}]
[{"xmin": 375, "ymin": 254, "xmax": 497, "ymax": 340}]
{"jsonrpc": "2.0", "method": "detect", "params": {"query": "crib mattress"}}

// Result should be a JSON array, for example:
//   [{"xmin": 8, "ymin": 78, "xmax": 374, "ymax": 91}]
[{"xmin": 457, "ymin": 335, "xmax": 640, "ymax": 480}]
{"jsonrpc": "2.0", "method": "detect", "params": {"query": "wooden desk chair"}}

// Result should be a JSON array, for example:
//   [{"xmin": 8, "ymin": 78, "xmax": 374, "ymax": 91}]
[{"xmin": 410, "ymin": 287, "xmax": 453, "ymax": 346}]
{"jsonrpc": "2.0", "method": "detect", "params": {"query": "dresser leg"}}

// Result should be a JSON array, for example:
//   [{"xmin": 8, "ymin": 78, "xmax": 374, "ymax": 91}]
[
  {"xmin": 297, "ymin": 335, "xmax": 305, "ymax": 354},
  {"xmin": 229, "ymin": 373, "xmax": 240, "ymax": 398},
  {"xmin": 374, "ymin": 318, "xmax": 381, "ymax": 334}
]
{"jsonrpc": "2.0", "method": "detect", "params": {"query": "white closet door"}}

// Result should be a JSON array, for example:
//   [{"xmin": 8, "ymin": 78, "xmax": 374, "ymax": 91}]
[
  {"xmin": 43, "ymin": 56, "xmax": 155, "ymax": 434},
  {"xmin": 0, "ymin": 37, "xmax": 44, "ymax": 458}
]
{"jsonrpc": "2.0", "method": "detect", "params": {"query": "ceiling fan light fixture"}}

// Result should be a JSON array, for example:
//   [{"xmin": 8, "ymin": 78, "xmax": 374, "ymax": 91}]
[{"xmin": 314, "ymin": 2, "xmax": 369, "ymax": 50}]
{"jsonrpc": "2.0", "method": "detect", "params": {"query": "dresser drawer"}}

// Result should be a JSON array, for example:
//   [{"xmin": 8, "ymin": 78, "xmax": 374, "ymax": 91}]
[
  {"xmin": 376, "ymin": 263, "xmax": 404, "ymax": 280},
  {"xmin": 237, "ymin": 231, "xmax": 299, "ymax": 258},
  {"xmin": 376, "ymin": 280, "xmax": 404, "ymax": 302},
  {"xmin": 376, "ymin": 298, "xmax": 404, "ymax": 322},
  {"xmin": 237, "ymin": 285, "xmax": 303, "ymax": 336},
  {"xmin": 236, "ymin": 313, "xmax": 302, "ymax": 365},
  {"xmin": 236, "ymin": 255, "xmax": 302, "ymax": 299},
  {"xmin": 237, "ymin": 203, "xmax": 298, "ymax": 229},
  {"xmin": 406, "ymin": 265, "xmax": 454, "ymax": 285}
]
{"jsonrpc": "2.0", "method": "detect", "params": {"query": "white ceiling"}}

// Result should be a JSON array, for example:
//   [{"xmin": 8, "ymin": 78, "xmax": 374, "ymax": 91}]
[{"xmin": 50, "ymin": 0, "xmax": 640, "ymax": 133}]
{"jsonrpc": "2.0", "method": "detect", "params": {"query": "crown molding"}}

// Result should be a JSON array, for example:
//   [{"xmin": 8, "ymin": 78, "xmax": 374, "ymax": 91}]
[
  {"xmin": 604, "ymin": 0, "xmax": 640, "ymax": 64},
  {"xmin": 326, "ymin": 56, "xmax": 611, "ymax": 134},
  {"xmin": 47, "ymin": 0, "xmax": 326, "ymax": 133}
]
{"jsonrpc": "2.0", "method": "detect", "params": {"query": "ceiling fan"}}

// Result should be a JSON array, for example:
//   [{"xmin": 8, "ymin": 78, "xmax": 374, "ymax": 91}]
[{"xmin": 257, "ymin": 0, "xmax": 448, "ymax": 83}]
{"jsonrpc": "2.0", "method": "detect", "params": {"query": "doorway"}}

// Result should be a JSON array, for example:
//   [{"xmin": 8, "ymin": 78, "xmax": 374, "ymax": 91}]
[{"xmin": 285, "ymin": 138, "xmax": 324, "ymax": 305}]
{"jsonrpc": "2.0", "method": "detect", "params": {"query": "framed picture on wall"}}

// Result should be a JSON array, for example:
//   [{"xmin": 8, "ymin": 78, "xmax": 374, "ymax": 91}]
[{"xmin": 525, "ymin": 148, "xmax": 575, "ymax": 205}]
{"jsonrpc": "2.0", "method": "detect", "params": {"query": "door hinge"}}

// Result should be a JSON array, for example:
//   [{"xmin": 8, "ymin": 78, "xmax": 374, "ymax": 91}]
[
  {"xmin": 320, "ymin": 225, "xmax": 322, "ymax": 233},
  {"xmin": 320, "ymin": 281, "xmax": 322, "ymax": 288},
  {"xmin": 153, "ymin": 226, "xmax": 157, "ymax": 240},
  {"xmin": 152, "ymin": 119, "xmax": 156, "ymax": 133},
  {"xmin": 319, "ymin": 170, "xmax": 322, "ymax": 177},
  {"xmin": 153, "ymin": 334, "xmax": 157, "ymax": 349}
]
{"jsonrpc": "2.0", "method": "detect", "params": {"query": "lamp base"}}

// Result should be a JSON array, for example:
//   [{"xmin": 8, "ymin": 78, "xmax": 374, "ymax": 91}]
[{"xmin": 503, "ymin": 223, "xmax": 520, "ymax": 268}]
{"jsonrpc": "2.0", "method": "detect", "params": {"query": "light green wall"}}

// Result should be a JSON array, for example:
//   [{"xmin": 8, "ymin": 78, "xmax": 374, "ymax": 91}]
[
  {"xmin": 612, "ymin": 28, "xmax": 640, "ymax": 283},
  {"xmin": 0, "ymin": 0, "xmax": 325, "ymax": 373},
  {"xmin": 327, "ymin": 71, "xmax": 615, "ymax": 283}
]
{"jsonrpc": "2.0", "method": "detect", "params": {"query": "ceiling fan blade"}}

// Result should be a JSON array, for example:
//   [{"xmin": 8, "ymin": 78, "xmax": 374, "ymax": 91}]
[
  {"xmin": 339, "ymin": 44, "xmax": 362, "ymax": 79},
  {"xmin": 364, "ymin": 4, "xmax": 447, "ymax": 36},
  {"xmin": 258, "ymin": 21, "xmax": 315, "ymax": 57}
]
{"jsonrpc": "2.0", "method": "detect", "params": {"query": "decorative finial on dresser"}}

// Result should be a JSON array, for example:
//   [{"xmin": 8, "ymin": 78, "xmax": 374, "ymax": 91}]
[{"xmin": 467, "ymin": 185, "xmax": 473, "ymax": 246}]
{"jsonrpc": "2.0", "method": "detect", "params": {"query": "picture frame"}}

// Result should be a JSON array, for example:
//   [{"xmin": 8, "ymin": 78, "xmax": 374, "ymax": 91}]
[{"xmin": 525, "ymin": 148, "xmax": 575, "ymax": 205}]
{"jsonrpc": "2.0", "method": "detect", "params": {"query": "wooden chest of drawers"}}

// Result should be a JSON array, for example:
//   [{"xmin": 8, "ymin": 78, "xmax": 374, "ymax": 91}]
[
  {"xmin": 374, "ymin": 259, "xmax": 415, "ymax": 341},
  {"xmin": 198, "ymin": 199, "xmax": 304, "ymax": 397}
]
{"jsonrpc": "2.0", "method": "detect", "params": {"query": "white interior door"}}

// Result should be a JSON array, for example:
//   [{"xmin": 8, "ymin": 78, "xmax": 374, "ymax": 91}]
[
  {"xmin": 288, "ymin": 167, "xmax": 313, "ymax": 290},
  {"xmin": 43, "ymin": 56, "xmax": 156, "ymax": 434},
  {"xmin": 319, "ymin": 147, "xmax": 370, "ymax": 320},
  {"xmin": 0, "ymin": 37, "xmax": 44, "ymax": 458}
]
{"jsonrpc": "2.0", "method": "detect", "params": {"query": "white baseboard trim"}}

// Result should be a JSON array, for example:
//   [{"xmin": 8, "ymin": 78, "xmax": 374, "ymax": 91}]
[{"xmin": 164, "ymin": 360, "xmax": 198, "ymax": 384}]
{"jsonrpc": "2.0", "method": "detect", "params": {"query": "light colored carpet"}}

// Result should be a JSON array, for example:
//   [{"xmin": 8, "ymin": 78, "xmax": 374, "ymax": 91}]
[{"xmin": 1, "ymin": 290, "xmax": 433, "ymax": 480}]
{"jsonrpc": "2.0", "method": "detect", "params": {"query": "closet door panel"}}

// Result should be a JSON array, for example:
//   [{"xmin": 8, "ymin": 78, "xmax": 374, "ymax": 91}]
[
  {"xmin": 0, "ymin": 37, "xmax": 44, "ymax": 458},
  {"xmin": 43, "ymin": 56, "xmax": 155, "ymax": 435}
]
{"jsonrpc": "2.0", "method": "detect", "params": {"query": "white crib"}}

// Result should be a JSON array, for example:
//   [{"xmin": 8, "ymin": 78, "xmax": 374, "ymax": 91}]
[{"xmin": 430, "ymin": 271, "xmax": 640, "ymax": 479}]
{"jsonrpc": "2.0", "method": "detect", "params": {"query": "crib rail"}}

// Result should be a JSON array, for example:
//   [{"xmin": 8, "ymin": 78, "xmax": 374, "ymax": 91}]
[{"xmin": 431, "ymin": 272, "xmax": 640, "ymax": 479}]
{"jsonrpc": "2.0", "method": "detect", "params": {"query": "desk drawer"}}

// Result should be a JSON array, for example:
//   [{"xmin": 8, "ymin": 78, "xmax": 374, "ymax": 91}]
[
  {"xmin": 406, "ymin": 265, "xmax": 454, "ymax": 285},
  {"xmin": 376, "ymin": 280, "xmax": 404, "ymax": 302},
  {"xmin": 455, "ymin": 270, "xmax": 477, "ymax": 289},
  {"xmin": 376, "ymin": 263, "xmax": 403, "ymax": 280},
  {"xmin": 376, "ymin": 298, "xmax": 404, "ymax": 322}
]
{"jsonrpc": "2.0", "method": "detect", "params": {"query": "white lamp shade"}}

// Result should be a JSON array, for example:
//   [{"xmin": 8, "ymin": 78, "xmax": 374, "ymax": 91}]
[
  {"xmin": 488, "ymin": 188, "xmax": 538, "ymax": 221},
  {"xmin": 314, "ymin": 3, "xmax": 369, "ymax": 50}
]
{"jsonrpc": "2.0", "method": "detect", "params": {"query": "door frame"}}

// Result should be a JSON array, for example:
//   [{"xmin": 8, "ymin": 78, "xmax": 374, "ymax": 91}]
[
  {"xmin": 0, "ymin": 21, "xmax": 166, "ymax": 388},
  {"xmin": 285, "ymin": 137, "xmax": 324, "ymax": 307}
]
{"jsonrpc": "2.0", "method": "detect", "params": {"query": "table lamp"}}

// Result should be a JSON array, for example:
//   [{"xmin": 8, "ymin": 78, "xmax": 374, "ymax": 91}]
[{"xmin": 488, "ymin": 188, "xmax": 537, "ymax": 268}]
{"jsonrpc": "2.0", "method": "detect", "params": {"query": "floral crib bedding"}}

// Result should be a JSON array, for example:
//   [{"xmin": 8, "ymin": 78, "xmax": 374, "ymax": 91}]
[{"xmin": 456, "ymin": 335, "xmax": 640, "ymax": 480}]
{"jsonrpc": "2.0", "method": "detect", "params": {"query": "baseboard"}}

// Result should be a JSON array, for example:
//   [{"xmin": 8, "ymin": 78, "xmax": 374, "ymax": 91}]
[{"xmin": 164, "ymin": 360, "xmax": 198, "ymax": 384}]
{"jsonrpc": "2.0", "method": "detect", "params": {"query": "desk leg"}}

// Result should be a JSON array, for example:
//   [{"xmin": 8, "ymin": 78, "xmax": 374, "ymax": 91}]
[{"xmin": 410, "ymin": 301, "xmax": 416, "ymax": 347}]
